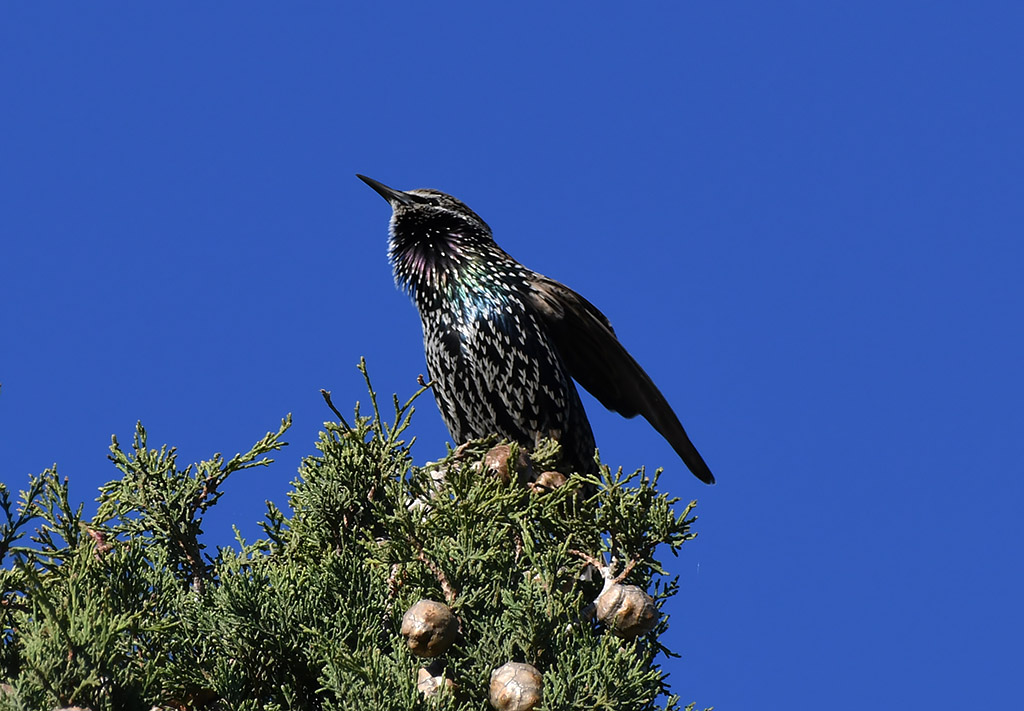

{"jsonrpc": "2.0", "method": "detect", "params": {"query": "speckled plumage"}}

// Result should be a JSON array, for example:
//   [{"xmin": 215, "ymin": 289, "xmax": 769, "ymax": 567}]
[{"xmin": 358, "ymin": 175, "xmax": 715, "ymax": 484}]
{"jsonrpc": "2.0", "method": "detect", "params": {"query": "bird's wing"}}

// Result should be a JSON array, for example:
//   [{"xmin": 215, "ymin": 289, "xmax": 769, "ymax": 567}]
[{"xmin": 527, "ymin": 274, "xmax": 715, "ymax": 484}]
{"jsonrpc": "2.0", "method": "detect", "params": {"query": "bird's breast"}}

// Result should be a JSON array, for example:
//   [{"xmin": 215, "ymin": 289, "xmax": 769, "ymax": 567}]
[{"xmin": 420, "ymin": 291, "xmax": 523, "ymax": 356}]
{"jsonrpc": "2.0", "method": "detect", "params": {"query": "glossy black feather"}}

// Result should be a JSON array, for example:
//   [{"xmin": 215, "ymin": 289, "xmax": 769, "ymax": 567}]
[{"xmin": 528, "ymin": 275, "xmax": 715, "ymax": 484}]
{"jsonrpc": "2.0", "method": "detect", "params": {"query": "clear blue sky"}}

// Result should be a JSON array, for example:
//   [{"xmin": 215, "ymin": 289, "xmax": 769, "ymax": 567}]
[{"xmin": 3, "ymin": 3, "xmax": 1022, "ymax": 708}]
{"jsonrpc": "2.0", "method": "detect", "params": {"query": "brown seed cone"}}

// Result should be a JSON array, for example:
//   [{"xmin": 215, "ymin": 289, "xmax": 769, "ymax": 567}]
[
  {"xmin": 595, "ymin": 583, "xmax": 660, "ymax": 639},
  {"xmin": 401, "ymin": 599, "xmax": 458, "ymax": 657},
  {"xmin": 416, "ymin": 666, "xmax": 456, "ymax": 696},
  {"xmin": 483, "ymin": 444, "xmax": 534, "ymax": 485},
  {"xmin": 528, "ymin": 470, "xmax": 567, "ymax": 493},
  {"xmin": 489, "ymin": 661, "xmax": 543, "ymax": 711}
]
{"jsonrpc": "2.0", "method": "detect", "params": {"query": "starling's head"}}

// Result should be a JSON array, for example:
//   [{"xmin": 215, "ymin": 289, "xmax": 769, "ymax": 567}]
[
  {"xmin": 357, "ymin": 174, "xmax": 491, "ymax": 239},
  {"xmin": 358, "ymin": 174, "xmax": 505, "ymax": 297}
]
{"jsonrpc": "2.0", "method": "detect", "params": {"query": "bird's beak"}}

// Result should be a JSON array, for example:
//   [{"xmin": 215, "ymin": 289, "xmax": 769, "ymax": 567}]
[{"xmin": 357, "ymin": 174, "xmax": 414, "ymax": 206}]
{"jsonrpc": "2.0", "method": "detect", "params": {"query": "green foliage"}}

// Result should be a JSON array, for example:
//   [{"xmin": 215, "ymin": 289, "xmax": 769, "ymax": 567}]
[{"xmin": 0, "ymin": 362, "xmax": 709, "ymax": 711}]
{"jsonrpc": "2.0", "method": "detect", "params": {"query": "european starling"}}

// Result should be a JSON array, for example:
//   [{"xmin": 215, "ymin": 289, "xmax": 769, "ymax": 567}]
[{"xmin": 358, "ymin": 175, "xmax": 715, "ymax": 485}]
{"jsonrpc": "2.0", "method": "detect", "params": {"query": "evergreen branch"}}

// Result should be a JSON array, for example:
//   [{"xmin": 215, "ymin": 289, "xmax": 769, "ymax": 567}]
[
  {"xmin": 1, "ymin": 596, "xmax": 29, "ymax": 614},
  {"xmin": 320, "ymin": 388, "xmax": 352, "ymax": 430},
  {"xmin": 409, "ymin": 535, "xmax": 457, "ymax": 604},
  {"xmin": 398, "ymin": 374, "xmax": 433, "ymax": 423},
  {"xmin": 357, "ymin": 357, "xmax": 384, "ymax": 438},
  {"xmin": 0, "ymin": 472, "xmax": 47, "ymax": 563},
  {"xmin": 612, "ymin": 558, "xmax": 640, "ymax": 586}
]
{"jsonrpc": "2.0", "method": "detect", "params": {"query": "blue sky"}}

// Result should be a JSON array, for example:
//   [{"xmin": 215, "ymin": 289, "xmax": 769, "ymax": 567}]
[{"xmin": 3, "ymin": 3, "xmax": 1022, "ymax": 707}]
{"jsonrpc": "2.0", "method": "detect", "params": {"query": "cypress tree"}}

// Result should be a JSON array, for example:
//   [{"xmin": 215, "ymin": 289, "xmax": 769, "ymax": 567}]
[{"xmin": 0, "ymin": 362, "xmax": 709, "ymax": 711}]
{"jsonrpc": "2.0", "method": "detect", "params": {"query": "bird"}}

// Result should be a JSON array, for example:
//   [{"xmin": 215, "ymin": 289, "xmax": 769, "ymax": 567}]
[{"xmin": 357, "ymin": 174, "xmax": 715, "ymax": 485}]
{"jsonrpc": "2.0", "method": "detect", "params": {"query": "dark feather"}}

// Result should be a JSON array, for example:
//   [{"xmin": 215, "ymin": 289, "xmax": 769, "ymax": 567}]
[{"xmin": 528, "ymin": 274, "xmax": 716, "ymax": 484}]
